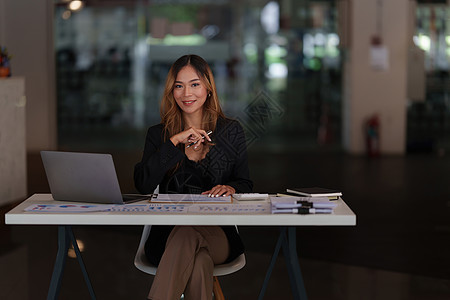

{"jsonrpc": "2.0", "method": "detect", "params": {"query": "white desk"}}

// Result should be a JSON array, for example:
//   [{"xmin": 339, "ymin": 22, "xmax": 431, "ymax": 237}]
[
  {"xmin": 6, "ymin": 194, "xmax": 356, "ymax": 300},
  {"xmin": 6, "ymin": 194, "xmax": 356, "ymax": 226}
]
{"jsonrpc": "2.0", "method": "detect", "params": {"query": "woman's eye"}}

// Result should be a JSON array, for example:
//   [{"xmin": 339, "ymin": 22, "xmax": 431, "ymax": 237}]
[
  {"xmin": 175, "ymin": 84, "xmax": 183, "ymax": 89},
  {"xmin": 192, "ymin": 83, "xmax": 200, "ymax": 87}
]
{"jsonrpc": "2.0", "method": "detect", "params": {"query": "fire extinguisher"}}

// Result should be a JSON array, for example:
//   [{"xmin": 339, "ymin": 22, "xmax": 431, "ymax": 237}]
[{"xmin": 366, "ymin": 115, "xmax": 380, "ymax": 157}]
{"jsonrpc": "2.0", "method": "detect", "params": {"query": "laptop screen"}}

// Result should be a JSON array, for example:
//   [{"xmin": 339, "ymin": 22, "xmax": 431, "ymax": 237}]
[{"xmin": 41, "ymin": 151, "xmax": 125, "ymax": 204}]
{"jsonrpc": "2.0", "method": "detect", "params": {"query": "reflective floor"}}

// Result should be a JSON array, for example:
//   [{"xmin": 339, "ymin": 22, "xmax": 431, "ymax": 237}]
[{"xmin": 2, "ymin": 150, "xmax": 450, "ymax": 299}]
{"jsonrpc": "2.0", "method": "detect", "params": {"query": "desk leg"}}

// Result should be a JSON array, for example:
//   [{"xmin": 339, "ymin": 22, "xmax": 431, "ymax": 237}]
[
  {"xmin": 257, "ymin": 227, "xmax": 286, "ymax": 300},
  {"xmin": 67, "ymin": 226, "xmax": 96, "ymax": 299},
  {"xmin": 283, "ymin": 227, "xmax": 307, "ymax": 300},
  {"xmin": 47, "ymin": 226, "xmax": 96, "ymax": 300},
  {"xmin": 47, "ymin": 226, "xmax": 69, "ymax": 300},
  {"xmin": 257, "ymin": 227, "xmax": 308, "ymax": 300}
]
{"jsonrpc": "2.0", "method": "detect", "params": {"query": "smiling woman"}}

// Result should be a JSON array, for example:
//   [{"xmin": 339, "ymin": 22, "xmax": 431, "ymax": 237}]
[
  {"xmin": 134, "ymin": 54, "xmax": 253, "ymax": 300},
  {"xmin": 173, "ymin": 66, "xmax": 208, "ymax": 120}
]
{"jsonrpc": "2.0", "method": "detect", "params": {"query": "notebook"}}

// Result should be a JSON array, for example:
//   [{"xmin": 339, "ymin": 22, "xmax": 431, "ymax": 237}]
[
  {"xmin": 285, "ymin": 187, "xmax": 342, "ymax": 199},
  {"xmin": 41, "ymin": 151, "xmax": 149, "ymax": 204}
]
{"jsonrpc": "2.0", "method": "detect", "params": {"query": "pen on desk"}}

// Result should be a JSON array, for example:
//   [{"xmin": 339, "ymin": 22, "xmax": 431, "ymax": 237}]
[
  {"xmin": 272, "ymin": 208, "xmax": 333, "ymax": 214},
  {"xmin": 274, "ymin": 201, "xmax": 337, "ymax": 209},
  {"xmin": 186, "ymin": 130, "xmax": 212, "ymax": 148},
  {"xmin": 274, "ymin": 203, "xmax": 309, "ymax": 209}
]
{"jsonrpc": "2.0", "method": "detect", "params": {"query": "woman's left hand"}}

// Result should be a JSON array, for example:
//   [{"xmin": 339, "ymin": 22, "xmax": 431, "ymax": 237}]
[{"xmin": 202, "ymin": 185, "xmax": 236, "ymax": 197}]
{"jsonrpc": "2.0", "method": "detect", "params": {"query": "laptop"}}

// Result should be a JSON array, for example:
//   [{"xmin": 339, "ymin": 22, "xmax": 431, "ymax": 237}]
[{"xmin": 41, "ymin": 151, "xmax": 149, "ymax": 204}]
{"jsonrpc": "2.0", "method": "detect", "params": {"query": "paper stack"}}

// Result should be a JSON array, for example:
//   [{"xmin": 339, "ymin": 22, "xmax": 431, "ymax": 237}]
[{"xmin": 270, "ymin": 195, "xmax": 337, "ymax": 214}]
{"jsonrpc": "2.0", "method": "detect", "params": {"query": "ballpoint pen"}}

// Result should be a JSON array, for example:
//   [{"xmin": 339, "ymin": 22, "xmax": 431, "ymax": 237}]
[
  {"xmin": 272, "ymin": 208, "xmax": 333, "ymax": 214},
  {"xmin": 186, "ymin": 130, "xmax": 212, "ymax": 148},
  {"xmin": 274, "ymin": 201, "xmax": 337, "ymax": 209}
]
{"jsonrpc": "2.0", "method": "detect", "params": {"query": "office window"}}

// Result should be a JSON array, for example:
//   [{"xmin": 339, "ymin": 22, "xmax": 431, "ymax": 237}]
[
  {"xmin": 54, "ymin": 0, "xmax": 343, "ymax": 152},
  {"xmin": 407, "ymin": 3, "xmax": 450, "ymax": 154}
]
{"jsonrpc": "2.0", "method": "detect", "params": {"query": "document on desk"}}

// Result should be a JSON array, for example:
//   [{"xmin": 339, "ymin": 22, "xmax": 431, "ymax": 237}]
[
  {"xmin": 189, "ymin": 203, "xmax": 270, "ymax": 214},
  {"xmin": 24, "ymin": 203, "xmax": 189, "ymax": 213},
  {"xmin": 108, "ymin": 204, "xmax": 188, "ymax": 213},
  {"xmin": 24, "ymin": 204, "xmax": 114, "ymax": 213},
  {"xmin": 151, "ymin": 194, "xmax": 232, "ymax": 203}
]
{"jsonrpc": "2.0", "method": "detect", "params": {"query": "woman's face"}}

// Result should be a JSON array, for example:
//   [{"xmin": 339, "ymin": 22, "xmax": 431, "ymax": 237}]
[{"xmin": 173, "ymin": 65, "xmax": 208, "ymax": 117}]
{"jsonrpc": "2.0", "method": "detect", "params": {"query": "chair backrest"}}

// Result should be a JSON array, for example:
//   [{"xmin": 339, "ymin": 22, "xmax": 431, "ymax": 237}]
[
  {"xmin": 134, "ymin": 185, "xmax": 159, "ymax": 274},
  {"xmin": 134, "ymin": 225, "xmax": 158, "ymax": 274}
]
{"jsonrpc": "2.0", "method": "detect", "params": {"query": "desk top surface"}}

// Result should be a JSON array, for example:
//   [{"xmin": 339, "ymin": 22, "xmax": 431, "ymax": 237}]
[{"xmin": 5, "ymin": 194, "xmax": 356, "ymax": 226}]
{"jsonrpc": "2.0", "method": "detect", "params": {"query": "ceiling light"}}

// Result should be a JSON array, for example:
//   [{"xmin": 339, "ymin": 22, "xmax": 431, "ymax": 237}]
[{"xmin": 68, "ymin": 0, "xmax": 84, "ymax": 11}]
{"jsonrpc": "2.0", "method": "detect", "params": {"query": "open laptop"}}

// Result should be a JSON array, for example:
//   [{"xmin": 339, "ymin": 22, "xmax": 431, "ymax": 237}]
[{"xmin": 41, "ymin": 151, "xmax": 150, "ymax": 204}]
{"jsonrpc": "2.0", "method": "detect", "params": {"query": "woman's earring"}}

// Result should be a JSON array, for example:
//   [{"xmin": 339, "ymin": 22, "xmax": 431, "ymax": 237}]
[{"xmin": 208, "ymin": 93, "xmax": 211, "ymax": 97}]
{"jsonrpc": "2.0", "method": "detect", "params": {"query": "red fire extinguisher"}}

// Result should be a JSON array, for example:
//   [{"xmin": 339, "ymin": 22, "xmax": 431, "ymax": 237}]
[{"xmin": 366, "ymin": 115, "xmax": 380, "ymax": 157}]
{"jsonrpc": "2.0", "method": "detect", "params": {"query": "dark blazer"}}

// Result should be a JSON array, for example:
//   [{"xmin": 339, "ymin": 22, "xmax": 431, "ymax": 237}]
[{"xmin": 134, "ymin": 117, "xmax": 253, "ymax": 265}]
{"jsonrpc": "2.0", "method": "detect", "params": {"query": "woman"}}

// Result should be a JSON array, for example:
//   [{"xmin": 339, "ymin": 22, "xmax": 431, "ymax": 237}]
[{"xmin": 134, "ymin": 54, "xmax": 253, "ymax": 300}]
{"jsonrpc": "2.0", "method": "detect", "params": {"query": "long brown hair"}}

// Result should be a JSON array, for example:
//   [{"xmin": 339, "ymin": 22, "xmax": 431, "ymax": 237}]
[{"xmin": 160, "ymin": 54, "xmax": 225, "ymax": 141}]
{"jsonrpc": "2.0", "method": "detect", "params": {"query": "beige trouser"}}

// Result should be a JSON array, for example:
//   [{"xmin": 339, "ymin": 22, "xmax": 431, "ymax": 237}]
[{"xmin": 148, "ymin": 226, "xmax": 230, "ymax": 300}]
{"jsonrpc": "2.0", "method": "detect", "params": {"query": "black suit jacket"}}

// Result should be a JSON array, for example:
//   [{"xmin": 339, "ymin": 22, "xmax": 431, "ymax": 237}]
[{"xmin": 134, "ymin": 117, "xmax": 253, "ymax": 265}]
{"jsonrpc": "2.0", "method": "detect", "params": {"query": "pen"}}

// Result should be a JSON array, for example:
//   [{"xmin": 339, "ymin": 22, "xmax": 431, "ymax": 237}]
[
  {"xmin": 272, "ymin": 208, "xmax": 333, "ymax": 214},
  {"xmin": 186, "ymin": 130, "xmax": 212, "ymax": 148},
  {"xmin": 274, "ymin": 201, "xmax": 337, "ymax": 209}
]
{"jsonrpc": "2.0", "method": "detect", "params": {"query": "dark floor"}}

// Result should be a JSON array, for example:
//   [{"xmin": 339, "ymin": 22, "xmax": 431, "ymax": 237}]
[{"xmin": 2, "ymin": 149, "xmax": 450, "ymax": 299}]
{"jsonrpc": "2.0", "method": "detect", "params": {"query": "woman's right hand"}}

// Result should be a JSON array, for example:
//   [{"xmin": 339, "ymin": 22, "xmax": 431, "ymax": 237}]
[{"xmin": 170, "ymin": 127, "xmax": 212, "ymax": 148}]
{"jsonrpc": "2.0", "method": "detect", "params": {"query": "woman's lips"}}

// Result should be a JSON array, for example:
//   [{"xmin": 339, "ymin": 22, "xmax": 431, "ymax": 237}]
[{"xmin": 182, "ymin": 100, "xmax": 196, "ymax": 105}]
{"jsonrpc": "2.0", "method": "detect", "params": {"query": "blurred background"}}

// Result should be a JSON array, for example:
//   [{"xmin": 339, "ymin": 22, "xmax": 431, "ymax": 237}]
[{"xmin": 1, "ymin": 0, "xmax": 450, "ymax": 299}]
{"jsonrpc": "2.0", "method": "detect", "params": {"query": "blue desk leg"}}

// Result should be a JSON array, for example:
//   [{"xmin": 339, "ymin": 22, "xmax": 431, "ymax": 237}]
[
  {"xmin": 283, "ymin": 227, "xmax": 307, "ymax": 300},
  {"xmin": 47, "ymin": 226, "xmax": 96, "ymax": 300},
  {"xmin": 47, "ymin": 226, "xmax": 69, "ymax": 300},
  {"xmin": 257, "ymin": 227, "xmax": 286, "ymax": 300},
  {"xmin": 257, "ymin": 226, "xmax": 308, "ymax": 300}
]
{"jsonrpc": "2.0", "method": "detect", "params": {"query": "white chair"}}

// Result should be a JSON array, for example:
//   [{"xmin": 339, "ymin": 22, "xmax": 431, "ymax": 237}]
[{"xmin": 134, "ymin": 225, "xmax": 246, "ymax": 300}]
